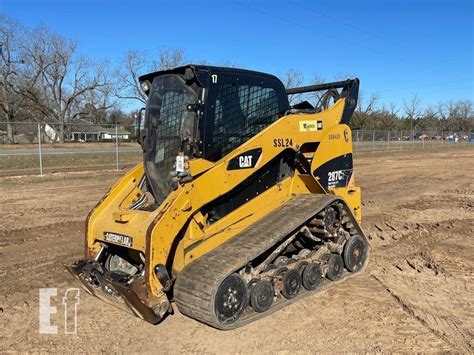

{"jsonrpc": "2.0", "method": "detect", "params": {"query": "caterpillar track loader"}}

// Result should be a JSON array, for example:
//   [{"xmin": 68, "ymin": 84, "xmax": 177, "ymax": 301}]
[{"xmin": 65, "ymin": 65, "xmax": 370, "ymax": 329}]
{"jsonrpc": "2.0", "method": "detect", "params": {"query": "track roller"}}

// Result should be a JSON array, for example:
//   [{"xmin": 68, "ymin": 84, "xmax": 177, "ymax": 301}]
[
  {"xmin": 280, "ymin": 269, "xmax": 302, "ymax": 299},
  {"xmin": 250, "ymin": 280, "xmax": 274, "ymax": 313},
  {"xmin": 325, "ymin": 254, "xmax": 344, "ymax": 281},
  {"xmin": 296, "ymin": 261, "xmax": 309, "ymax": 274},
  {"xmin": 302, "ymin": 263, "xmax": 322, "ymax": 290}
]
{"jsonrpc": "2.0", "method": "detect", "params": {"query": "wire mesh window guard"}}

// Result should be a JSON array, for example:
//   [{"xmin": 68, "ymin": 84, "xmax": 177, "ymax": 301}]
[{"xmin": 209, "ymin": 81, "xmax": 280, "ymax": 160}]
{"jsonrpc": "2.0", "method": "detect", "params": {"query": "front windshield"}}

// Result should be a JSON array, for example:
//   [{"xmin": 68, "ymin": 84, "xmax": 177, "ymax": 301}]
[{"xmin": 144, "ymin": 75, "xmax": 198, "ymax": 203}]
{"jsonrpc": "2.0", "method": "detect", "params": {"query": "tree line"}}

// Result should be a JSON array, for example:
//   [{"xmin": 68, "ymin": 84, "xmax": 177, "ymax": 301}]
[
  {"xmin": 0, "ymin": 15, "xmax": 187, "ymax": 143},
  {"xmin": 1, "ymin": 15, "xmax": 472, "ymax": 144}
]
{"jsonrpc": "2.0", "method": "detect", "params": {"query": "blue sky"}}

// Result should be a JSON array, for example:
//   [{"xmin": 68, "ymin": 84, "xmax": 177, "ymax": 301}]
[{"xmin": 1, "ymin": 0, "xmax": 473, "ymax": 110}]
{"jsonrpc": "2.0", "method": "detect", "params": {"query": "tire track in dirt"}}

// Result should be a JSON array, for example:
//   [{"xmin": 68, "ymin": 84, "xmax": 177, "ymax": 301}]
[
  {"xmin": 0, "ymin": 164, "xmax": 138, "ymax": 178},
  {"xmin": 372, "ymin": 274, "xmax": 472, "ymax": 352},
  {"xmin": 367, "ymin": 216, "xmax": 474, "ymax": 352},
  {"xmin": 0, "ymin": 220, "xmax": 83, "ymax": 247}
]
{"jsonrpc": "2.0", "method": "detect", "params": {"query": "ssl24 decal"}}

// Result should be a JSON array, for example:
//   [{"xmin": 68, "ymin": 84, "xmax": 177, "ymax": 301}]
[{"xmin": 273, "ymin": 138, "xmax": 293, "ymax": 147}]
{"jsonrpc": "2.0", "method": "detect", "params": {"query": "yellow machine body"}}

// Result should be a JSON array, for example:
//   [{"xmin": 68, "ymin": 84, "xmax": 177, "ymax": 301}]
[{"xmin": 66, "ymin": 65, "xmax": 367, "ymax": 327}]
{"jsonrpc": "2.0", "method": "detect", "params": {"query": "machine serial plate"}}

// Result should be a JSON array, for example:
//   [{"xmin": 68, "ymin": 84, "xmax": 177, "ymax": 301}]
[{"xmin": 104, "ymin": 232, "xmax": 133, "ymax": 247}]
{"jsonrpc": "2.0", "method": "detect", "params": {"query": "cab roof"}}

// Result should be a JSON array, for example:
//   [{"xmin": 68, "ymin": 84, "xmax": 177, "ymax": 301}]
[{"xmin": 138, "ymin": 64, "xmax": 285, "ymax": 87}]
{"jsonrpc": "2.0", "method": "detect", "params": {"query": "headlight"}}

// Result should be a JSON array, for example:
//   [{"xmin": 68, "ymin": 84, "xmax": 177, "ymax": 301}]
[{"xmin": 141, "ymin": 80, "xmax": 151, "ymax": 93}]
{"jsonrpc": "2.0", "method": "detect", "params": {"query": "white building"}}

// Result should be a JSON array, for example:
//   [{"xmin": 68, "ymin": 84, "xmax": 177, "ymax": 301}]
[{"xmin": 70, "ymin": 119, "xmax": 130, "ymax": 142}]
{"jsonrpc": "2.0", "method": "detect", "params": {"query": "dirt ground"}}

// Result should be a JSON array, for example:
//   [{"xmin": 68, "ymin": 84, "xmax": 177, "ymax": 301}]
[{"xmin": 0, "ymin": 148, "xmax": 473, "ymax": 352}]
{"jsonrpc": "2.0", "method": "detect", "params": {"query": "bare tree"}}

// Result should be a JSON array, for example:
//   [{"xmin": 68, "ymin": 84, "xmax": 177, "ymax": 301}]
[
  {"xmin": 377, "ymin": 103, "xmax": 399, "ymax": 129},
  {"xmin": 280, "ymin": 70, "xmax": 328, "ymax": 107},
  {"xmin": 0, "ymin": 15, "xmax": 30, "ymax": 142},
  {"xmin": 310, "ymin": 74, "xmax": 327, "ymax": 108},
  {"xmin": 452, "ymin": 100, "xmax": 473, "ymax": 131},
  {"xmin": 281, "ymin": 69, "xmax": 304, "ymax": 105},
  {"xmin": 115, "ymin": 48, "xmax": 185, "ymax": 106},
  {"xmin": 79, "ymin": 76, "xmax": 117, "ymax": 124},
  {"xmin": 21, "ymin": 26, "xmax": 109, "ymax": 142},
  {"xmin": 282, "ymin": 68, "xmax": 304, "ymax": 89},
  {"xmin": 417, "ymin": 106, "xmax": 438, "ymax": 130},
  {"xmin": 403, "ymin": 95, "xmax": 422, "ymax": 132},
  {"xmin": 107, "ymin": 108, "xmax": 131, "ymax": 125},
  {"xmin": 351, "ymin": 92, "xmax": 379, "ymax": 129},
  {"xmin": 115, "ymin": 50, "xmax": 151, "ymax": 104},
  {"xmin": 153, "ymin": 48, "xmax": 185, "ymax": 71},
  {"xmin": 437, "ymin": 101, "xmax": 474, "ymax": 131}
]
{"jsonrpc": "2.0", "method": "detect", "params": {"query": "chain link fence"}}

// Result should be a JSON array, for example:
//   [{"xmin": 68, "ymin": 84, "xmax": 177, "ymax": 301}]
[
  {"xmin": 0, "ymin": 121, "xmax": 142, "ymax": 177},
  {"xmin": 0, "ymin": 121, "xmax": 472, "ymax": 177},
  {"xmin": 352, "ymin": 130, "xmax": 473, "ymax": 154}
]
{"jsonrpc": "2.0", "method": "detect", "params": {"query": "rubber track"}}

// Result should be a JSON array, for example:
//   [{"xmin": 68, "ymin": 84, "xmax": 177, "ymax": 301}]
[{"xmin": 174, "ymin": 194, "xmax": 369, "ymax": 330}]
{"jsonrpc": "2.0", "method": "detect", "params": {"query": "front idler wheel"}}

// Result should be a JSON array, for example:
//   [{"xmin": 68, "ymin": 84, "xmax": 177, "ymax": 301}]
[
  {"xmin": 302, "ymin": 263, "xmax": 322, "ymax": 290},
  {"xmin": 214, "ymin": 273, "xmax": 247, "ymax": 324},
  {"xmin": 343, "ymin": 235, "xmax": 368, "ymax": 272},
  {"xmin": 326, "ymin": 254, "xmax": 344, "ymax": 281},
  {"xmin": 281, "ymin": 269, "xmax": 302, "ymax": 299},
  {"xmin": 250, "ymin": 280, "xmax": 274, "ymax": 313}
]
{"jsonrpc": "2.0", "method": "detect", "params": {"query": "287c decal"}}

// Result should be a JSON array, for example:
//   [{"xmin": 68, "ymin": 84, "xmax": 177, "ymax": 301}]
[
  {"xmin": 273, "ymin": 138, "xmax": 293, "ymax": 147},
  {"xmin": 326, "ymin": 169, "xmax": 352, "ymax": 188},
  {"xmin": 328, "ymin": 170, "xmax": 344, "ymax": 183},
  {"xmin": 313, "ymin": 154, "xmax": 354, "ymax": 189}
]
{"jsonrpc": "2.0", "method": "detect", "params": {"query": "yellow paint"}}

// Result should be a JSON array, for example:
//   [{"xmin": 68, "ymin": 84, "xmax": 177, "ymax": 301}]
[
  {"xmin": 188, "ymin": 158, "xmax": 215, "ymax": 177},
  {"xmin": 84, "ymin": 96, "xmax": 362, "ymax": 300}
]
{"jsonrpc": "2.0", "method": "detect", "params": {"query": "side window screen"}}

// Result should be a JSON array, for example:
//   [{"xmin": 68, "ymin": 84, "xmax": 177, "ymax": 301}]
[{"xmin": 209, "ymin": 81, "xmax": 281, "ymax": 160}]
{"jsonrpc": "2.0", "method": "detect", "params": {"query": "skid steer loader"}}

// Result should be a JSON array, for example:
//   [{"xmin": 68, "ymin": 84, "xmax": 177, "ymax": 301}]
[{"xmin": 65, "ymin": 65, "xmax": 369, "ymax": 329}]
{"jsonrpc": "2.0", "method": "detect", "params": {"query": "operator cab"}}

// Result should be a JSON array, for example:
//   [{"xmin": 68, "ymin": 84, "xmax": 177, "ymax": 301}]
[{"xmin": 138, "ymin": 65, "xmax": 290, "ymax": 203}]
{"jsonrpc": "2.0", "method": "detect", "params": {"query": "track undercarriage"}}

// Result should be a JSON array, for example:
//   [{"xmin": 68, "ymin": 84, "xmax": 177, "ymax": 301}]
[{"xmin": 174, "ymin": 194, "xmax": 370, "ymax": 330}]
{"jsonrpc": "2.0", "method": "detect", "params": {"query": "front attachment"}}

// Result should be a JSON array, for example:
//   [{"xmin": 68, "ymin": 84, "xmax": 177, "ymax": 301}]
[{"xmin": 64, "ymin": 260, "xmax": 169, "ymax": 324}]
